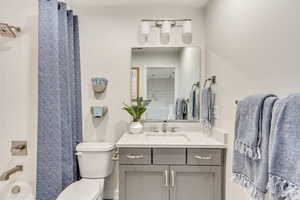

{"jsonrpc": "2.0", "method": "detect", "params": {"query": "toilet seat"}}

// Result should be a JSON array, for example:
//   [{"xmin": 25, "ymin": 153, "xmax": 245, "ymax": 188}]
[{"xmin": 56, "ymin": 179, "xmax": 104, "ymax": 200}]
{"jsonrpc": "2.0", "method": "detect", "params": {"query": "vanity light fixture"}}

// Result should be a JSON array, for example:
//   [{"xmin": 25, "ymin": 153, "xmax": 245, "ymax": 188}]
[{"xmin": 139, "ymin": 19, "xmax": 192, "ymax": 44}]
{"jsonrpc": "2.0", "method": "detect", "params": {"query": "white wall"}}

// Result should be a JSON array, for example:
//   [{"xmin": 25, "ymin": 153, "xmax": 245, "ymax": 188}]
[
  {"xmin": 68, "ymin": 4, "xmax": 206, "ymax": 198},
  {"xmin": 0, "ymin": 0, "xmax": 38, "ymax": 193},
  {"xmin": 204, "ymin": 0, "xmax": 300, "ymax": 199}
]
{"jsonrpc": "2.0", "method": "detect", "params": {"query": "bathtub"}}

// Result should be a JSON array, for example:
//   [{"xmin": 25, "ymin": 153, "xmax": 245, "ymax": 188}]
[{"xmin": 0, "ymin": 180, "xmax": 34, "ymax": 200}]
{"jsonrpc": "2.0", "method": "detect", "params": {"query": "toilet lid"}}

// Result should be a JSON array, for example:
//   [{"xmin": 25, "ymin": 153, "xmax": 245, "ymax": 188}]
[{"xmin": 57, "ymin": 179, "xmax": 104, "ymax": 200}]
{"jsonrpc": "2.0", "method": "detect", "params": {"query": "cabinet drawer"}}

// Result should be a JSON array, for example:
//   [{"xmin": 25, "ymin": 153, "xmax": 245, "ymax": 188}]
[
  {"xmin": 119, "ymin": 148, "xmax": 151, "ymax": 165},
  {"xmin": 187, "ymin": 149, "xmax": 223, "ymax": 166},
  {"xmin": 153, "ymin": 148, "xmax": 186, "ymax": 165}
]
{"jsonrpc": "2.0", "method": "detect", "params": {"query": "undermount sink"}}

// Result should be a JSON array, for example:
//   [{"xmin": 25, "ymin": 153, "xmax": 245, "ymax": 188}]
[{"xmin": 145, "ymin": 132, "xmax": 190, "ymax": 143}]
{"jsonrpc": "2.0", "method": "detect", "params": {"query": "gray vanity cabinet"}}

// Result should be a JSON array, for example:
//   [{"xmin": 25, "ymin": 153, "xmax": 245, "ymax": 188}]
[
  {"xmin": 119, "ymin": 148, "xmax": 225, "ymax": 200},
  {"xmin": 169, "ymin": 166, "xmax": 222, "ymax": 200},
  {"xmin": 119, "ymin": 165, "xmax": 169, "ymax": 200}
]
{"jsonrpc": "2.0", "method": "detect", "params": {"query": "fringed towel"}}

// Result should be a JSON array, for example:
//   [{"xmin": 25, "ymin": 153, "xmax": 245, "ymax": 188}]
[
  {"xmin": 200, "ymin": 88, "xmax": 214, "ymax": 128},
  {"xmin": 268, "ymin": 94, "xmax": 300, "ymax": 200},
  {"xmin": 234, "ymin": 94, "xmax": 277, "ymax": 160},
  {"xmin": 232, "ymin": 96, "xmax": 278, "ymax": 200}
]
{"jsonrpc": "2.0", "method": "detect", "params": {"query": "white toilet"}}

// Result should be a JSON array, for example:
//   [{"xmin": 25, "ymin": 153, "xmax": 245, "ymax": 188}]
[{"xmin": 57, "ymin": 142, "xmax": 115, "ymax": 200}]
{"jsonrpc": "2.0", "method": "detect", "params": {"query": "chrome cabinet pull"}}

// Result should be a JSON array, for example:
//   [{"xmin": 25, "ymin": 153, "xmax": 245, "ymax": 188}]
[
  {"xmin": 125, "ymin": 154, "xmax": 144, "ymax": 159},
  {"xmin": 194, "ymin": 154, "xmax": 213, "ymax": 160},
  {"xmin": 164, "ymin": 170, "xmax": 169, "ymax": 187},
  {"xmin": 171, "ymin": 170, "xmax": 175, "ymax": 187}
]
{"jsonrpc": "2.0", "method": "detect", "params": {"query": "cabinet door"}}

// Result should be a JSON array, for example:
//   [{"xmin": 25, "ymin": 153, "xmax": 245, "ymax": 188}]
[
  {"xmin": 170, "ymin": 166, "xmax": 222, "ymax": 200},
  {"xmin": 119, "ymin": 165, "xmax": 170, "ymax": 200}
]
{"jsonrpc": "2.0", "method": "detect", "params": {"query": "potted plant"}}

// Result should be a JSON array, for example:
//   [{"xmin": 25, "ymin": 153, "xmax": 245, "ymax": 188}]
[{"xmin": 122, "ymin": 97, "xmax": 151, "ymax": 134}]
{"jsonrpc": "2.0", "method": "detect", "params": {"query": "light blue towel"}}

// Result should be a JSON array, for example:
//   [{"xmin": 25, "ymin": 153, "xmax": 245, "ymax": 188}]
[
  {"xmin": 190, "ymin": 86, "xmax": 200, "ymax": 119},
  {"xmin": 234, "ymin": 94, "xmax": 276, "ymax": 160},
  {"xmin": 268, "ymin": 94, "xmax": 300, "ymax": 199},
  {"xmin": 200, "ymin": 88, "xmax": 213, "ymax": 128},
  {"xmin": 232, "ymin": 96, "xmax": 278, "ymax": 200}
]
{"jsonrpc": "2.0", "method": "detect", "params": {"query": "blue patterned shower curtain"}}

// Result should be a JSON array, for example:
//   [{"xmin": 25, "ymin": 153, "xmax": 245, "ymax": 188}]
[{"xmin": 37, "ymin": 0, "xmax": 82, "ymax": 199}]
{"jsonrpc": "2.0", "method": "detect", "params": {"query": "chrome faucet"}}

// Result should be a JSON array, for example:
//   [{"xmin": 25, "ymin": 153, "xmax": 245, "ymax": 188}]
[
  {"xmin": 162, "ymin": 121, "xmax": 168, "ymax": 133},
  {"xmin": 0, "ymin": 165, "xmax": 23, "ymax": 181}
]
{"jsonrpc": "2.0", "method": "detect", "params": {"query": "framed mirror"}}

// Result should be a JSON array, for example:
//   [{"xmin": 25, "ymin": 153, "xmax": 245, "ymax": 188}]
[{"xmin": 131, "ymin": 47, "xmax": 201, "ymax": 121}]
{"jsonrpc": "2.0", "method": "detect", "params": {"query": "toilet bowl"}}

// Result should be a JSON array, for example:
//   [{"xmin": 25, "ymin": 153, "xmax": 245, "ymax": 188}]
[
  {"xmin": 56, "ymin": 179, "xmax": 104, "ymax": 200},
  {"xmin": 57, "ymin": 142, "xmax": 115, "ymax": 200}
]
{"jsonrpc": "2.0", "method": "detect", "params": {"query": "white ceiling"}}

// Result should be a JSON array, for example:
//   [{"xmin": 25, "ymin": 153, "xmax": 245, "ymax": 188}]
[{"xmin": 67, "ymin": 0, "xmax": 209, "ymax": 8}]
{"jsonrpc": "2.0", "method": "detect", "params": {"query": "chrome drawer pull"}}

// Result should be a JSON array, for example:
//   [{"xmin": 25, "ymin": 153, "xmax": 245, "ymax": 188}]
[
  {"xmin": 125, "ymin": 154, "xmax": 144, "ymax": 159},
  {"xmin": 164, "ymin": 170, "xmax": 169, "ymax": 187},
  {"xmin": 171, "ymin": 170, "xmax": 175, "ymax": 187},
  {"xmin": 194, "ymin": 154, "xmax": 212, "ymax": 160}
]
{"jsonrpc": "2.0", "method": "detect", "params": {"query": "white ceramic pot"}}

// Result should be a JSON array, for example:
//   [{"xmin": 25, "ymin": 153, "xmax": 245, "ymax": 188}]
[{"xmin": 128, "ymin": 122, "xmax": 144, "ymax": 134}]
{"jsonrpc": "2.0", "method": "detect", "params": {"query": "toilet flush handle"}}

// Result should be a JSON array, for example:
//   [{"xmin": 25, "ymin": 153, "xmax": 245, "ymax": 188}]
[
  {"xmin": 112, "ymin": 150, "xmax": 119, "ymax": 161},
  {"xmin": 75, "ymin": 152, "xmax": 82, "ymax": 157}
]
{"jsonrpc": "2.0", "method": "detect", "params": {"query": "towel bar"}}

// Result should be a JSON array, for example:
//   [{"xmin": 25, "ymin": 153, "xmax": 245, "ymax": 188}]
[{"xmin": 203, "ymin": 75, "xmax": 216, "ymax": 88}]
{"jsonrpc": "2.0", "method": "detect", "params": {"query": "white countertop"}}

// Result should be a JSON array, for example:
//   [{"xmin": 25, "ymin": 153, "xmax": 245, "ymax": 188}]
[{"xmin": 116, "ymin": 131, "xmax": 227, "ymax": 148}]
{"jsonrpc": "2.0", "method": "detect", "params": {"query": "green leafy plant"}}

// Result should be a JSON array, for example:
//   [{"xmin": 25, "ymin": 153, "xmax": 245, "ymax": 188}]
[{"xmin": 122, "ymin": 97, "xmax": 151, "ymax": 122}]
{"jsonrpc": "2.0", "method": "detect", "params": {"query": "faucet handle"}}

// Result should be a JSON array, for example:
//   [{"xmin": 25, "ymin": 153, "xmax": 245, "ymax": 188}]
[
  {"xmin": 171, "ymin": 127, "xmax": 181, "ymax": 132},
  {"xmin": 150, "ymin": 126, "xmax": 159, "ymax": 132},
  {"xmin": 11, "ymin": 141, "xmax": 27, "ymax": 156}
]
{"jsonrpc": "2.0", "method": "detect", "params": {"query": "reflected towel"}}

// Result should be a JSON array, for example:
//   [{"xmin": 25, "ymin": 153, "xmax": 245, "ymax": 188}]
[
  {"xmin": 200, "ymin": 88, "xmax": 213, "ymax": 128},
  {"xmin": 190, "ymin": 86, "xmax": 200, "ymax": 119},
  {"xmin": 175, "ymin": 98, "xmax": 187, "ymax": 120}
]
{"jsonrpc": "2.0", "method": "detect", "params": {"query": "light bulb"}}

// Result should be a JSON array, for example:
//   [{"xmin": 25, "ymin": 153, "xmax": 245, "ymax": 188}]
[
  {"xmin": 182, "ymin": 20, "xmax": 192, "ymax": 44},
  {"xmin": 160, "ymin": 21, "xmax": 171, "ymax": 44},
  {"xmin": 139, "ymin": 21, "xmax": 150, "ymax": 43}
]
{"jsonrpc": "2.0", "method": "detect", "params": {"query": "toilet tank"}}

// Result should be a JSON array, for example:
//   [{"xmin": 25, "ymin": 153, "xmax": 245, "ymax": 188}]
[{"xmin": 76, "ymin": 142, "xmax": 115, "ymax": 178}]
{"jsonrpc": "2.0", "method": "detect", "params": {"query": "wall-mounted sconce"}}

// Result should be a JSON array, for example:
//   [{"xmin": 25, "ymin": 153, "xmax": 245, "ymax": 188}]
[
  {"xmin": 139, "ymin": 18, "xmax": 192, "ymax": 45},
  {"xmin": 91, "ymin": 77, "xmax": 108, "ymax": 93}
]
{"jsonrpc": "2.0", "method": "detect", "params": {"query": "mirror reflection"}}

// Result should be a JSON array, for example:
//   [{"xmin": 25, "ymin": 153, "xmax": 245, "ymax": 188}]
[{"xmin": 131, "ymin": 47, "xmax": 201, "ymax": 121}]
